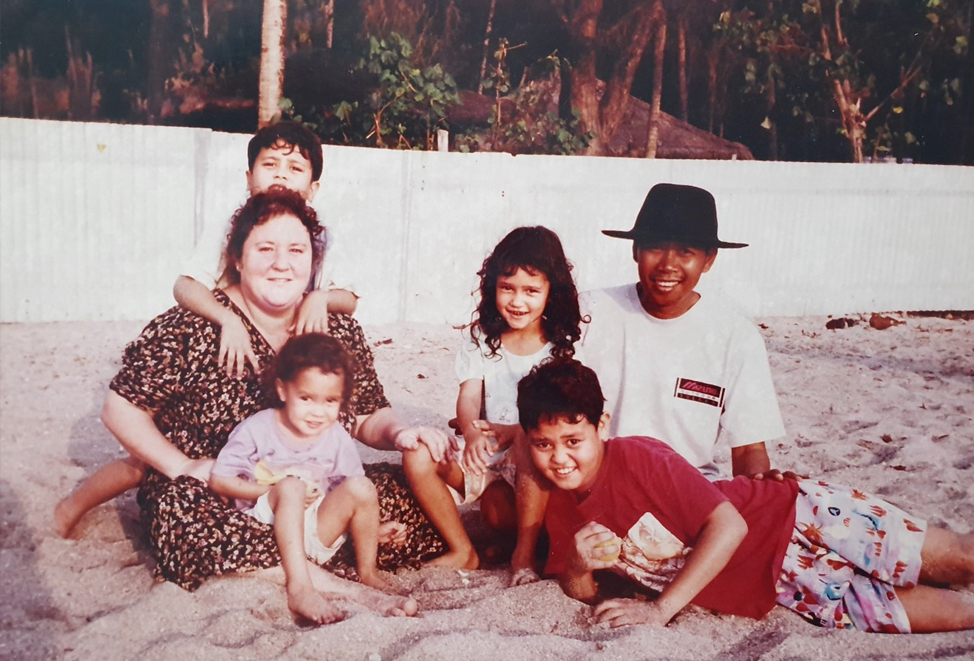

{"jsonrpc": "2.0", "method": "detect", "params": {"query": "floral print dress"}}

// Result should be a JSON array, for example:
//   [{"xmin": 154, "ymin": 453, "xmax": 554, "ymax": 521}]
[{"xmin": 110, "ymin": 290, "xmax": 444, "ymax": 590}]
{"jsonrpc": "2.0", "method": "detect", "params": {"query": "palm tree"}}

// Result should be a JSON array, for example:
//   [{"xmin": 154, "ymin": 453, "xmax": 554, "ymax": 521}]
[{"xmin": 258, "ymin": 0, "xmax": 287, "ymax": 127}]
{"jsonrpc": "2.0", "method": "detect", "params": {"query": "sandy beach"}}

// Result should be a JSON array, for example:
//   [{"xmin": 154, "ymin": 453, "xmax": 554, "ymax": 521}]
[{"xmin": 1, "ymin": 313, "xmax": 972, "ymax": 660}]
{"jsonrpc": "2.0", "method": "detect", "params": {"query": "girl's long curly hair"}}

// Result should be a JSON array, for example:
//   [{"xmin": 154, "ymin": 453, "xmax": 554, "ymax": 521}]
[{"xmin": 472, "ymin": 226, "xmax": 586, "ymax": 359}]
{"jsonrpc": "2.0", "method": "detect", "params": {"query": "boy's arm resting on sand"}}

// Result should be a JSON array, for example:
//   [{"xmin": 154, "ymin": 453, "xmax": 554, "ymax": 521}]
[
  {"xmin": 353, "ymin": 407, "xmax": 457, "ymax": 463},
  {"xmin": 731, "ymin": 442, "xmax": 799, "ymax": 481},
  {"xmin": 173, "ymin": 275, "xmax": 258, "ymax": 377},
  {"xmin": 593, "ymin": 501, "xmax": 748, "ymax": 628},
  {"xmin": 101, "ymin": 391, "xmax": 213, "ymax": 482},
  {"xmin": 209, "ymin": 473, "xmax": 269, "ymax": 503}
]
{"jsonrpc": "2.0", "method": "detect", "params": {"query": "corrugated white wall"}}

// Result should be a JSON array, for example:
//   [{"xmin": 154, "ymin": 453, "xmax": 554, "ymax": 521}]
[{"xmin": 2, "ymin": 117, "xmax": 972, "ymax": 325}]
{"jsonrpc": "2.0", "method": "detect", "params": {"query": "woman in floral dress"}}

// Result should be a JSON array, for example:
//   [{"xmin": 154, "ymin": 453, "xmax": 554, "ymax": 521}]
[{"xmin": 104, "ymin": 190, "xmax": 446, "ymax": 596}]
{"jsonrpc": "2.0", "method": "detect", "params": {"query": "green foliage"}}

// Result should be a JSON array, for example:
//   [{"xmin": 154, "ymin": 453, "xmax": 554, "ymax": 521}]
[
  {"xmin": 714, "ymin": 0, "xmax": 969, "ymax": 162},
  {"xmin": 456, "ymin": 46, "xmax": 592, "ymax": 155},
  {"xmin": 285, "ymin": 33, "xmax": 459, "ymax": 149}
]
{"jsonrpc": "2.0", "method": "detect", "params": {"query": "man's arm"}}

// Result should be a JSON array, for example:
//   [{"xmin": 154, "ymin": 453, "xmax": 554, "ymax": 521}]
[
  {"xmin": 730, "ymin": 441, "xmax": 771, "ymax": 477},
  {"xmin": 173, "ymin": 275, "xmax": 258, "ymax": 377},
  {"xmin": 731, "ymin": 442, "xmax": 800, "ymax": 480}
]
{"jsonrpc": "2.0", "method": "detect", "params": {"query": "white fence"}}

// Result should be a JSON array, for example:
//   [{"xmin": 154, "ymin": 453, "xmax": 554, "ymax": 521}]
[{"xmin": 2, "ymin": 117, "xmax": 972, "ymax": 325}]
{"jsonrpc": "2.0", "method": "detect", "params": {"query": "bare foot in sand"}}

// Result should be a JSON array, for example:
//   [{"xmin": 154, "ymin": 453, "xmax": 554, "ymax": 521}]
[
  {"xmin": 359, "ymin": 570, "xmax": 394, "ymax": 593},
  {"xmin": 54, "ymin": 496, "xmax": 84, "ymax": 538},
  {"xmin": 288, "ymin": 585, "xmax": 345, "ymax": 625},
  {"xmin": 332, "ymin": 589, "xmax": 420, "ymax": 617},
  {"xmin": 426, "ymin": 547, "xmax": 479, "ymax": 570}
]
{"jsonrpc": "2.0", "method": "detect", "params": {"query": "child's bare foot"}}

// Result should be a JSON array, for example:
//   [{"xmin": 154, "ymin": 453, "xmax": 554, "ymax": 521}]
[
  {"xmin": 426, "ymin": 547, "xmax": 480, "ymax": 570},
  {"xmin": 358, "ymin": 570, "xmax": 393, "ymax": 593},
  {"xmin": 54, "ymin": 497, "xmax": 83, "ymax": 538},
  {"xmin": 287, "ymin": 584, "xmax": 345, "ymax": 625},
  {"xmin": 341, "ymin": 589, "xmax": 419, "ymax": 617}
]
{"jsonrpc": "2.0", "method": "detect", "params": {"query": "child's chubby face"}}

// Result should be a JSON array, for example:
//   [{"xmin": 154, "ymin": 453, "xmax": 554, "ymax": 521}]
[
  {"xmin": 634, "ymin": 241, "xmax": 717, "ymax": 319},
  {"xmin": 527, "ymin": 413, "xmax": 610, "ymax": 494},
  {"xmin": 247, "ymin": 140, "xmax": 320, "ymax": 201},
  {"xmin": 496, "ymin": 267, "xmax": 550, "ymax": 333},
  {"xmin": 275, "ymin": 367, "xmax": 344, "ymax": 441}
]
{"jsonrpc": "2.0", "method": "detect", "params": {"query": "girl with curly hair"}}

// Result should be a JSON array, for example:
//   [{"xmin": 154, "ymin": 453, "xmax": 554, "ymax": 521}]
[{"xmin": 402, "ymin": 226, "xmax": 585, "ymax": 569}]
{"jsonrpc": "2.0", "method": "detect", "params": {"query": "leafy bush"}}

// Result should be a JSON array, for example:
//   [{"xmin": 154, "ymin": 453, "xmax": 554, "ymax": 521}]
[{"xmin": 284, "ymin": 33, "xmax": 459, "ymax": 150}]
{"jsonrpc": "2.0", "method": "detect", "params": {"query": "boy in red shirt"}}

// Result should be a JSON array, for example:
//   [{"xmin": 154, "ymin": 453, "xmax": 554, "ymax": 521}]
[{"xmin": 517, "ymin": 359, "xmax": 974, "ymax": 633}]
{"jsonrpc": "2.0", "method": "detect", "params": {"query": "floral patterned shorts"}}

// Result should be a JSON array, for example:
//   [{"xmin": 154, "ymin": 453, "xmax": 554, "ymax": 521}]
[{"xmin": 775, "ymin": 479, "xmax": 927, "ymax": 633}]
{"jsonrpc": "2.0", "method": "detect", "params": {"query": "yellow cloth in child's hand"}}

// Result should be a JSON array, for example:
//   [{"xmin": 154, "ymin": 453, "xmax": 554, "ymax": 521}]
[{"xmin": 253, "ymin": 461, "xmax": 318, "ymax": 496}]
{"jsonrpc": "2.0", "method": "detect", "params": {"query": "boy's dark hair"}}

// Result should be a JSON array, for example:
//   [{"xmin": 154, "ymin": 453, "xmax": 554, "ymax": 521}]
[
  {"xmin": 263, "ymin": 333, "xmax": 355, "ymax": 407},
  {"xmin": 222, "ymin": 189, "xmax": 326, "ymax": 285},
  {"xmin": 473, "ymin": 226, "xmax": 587, "ymax": 360},
  {"xmin": 248, "ymin": 121, "xmax": 324, "ymax": 182},
  {"xmin": 517, "ymin": 358, "xmax": 605, "ymax": 432}
]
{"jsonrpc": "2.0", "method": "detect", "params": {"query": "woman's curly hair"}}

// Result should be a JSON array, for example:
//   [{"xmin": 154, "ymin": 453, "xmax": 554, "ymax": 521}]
[
  {"xmin": 472, "ymin": 226, "xmax": 586, "ymax": 359},
  {"xmin": 221, "ymin": 189, "xmax": 326, "ymax": 287}
]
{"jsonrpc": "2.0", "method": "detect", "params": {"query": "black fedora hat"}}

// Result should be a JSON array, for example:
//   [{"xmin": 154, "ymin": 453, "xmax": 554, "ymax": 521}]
[{"xmin": 602, "ymin": 183, "xmax": 748, "ymax": 249}]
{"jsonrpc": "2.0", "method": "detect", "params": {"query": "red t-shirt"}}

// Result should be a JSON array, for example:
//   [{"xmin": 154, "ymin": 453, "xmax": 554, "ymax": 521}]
[{"xmin": 544, "ymin": 437, "xmax": 798, "ymax": 619}]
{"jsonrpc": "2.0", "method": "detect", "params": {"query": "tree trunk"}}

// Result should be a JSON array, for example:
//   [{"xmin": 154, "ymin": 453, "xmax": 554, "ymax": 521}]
[
  {"xmin": 645, "ymin": 2, "xmax": 667, "ymax": 159},
  {"xmin": 258, "ymin": 0, "xmax": 288, "ymax": 128},
  {"xmin": 147, "ymin": 0, "xmax": 172, "ymax": 123},
  {"xmin": 324, "ymin": 0, "xmax": 335, "ymax": 49},
  {"xmin": 568, "ymin": 0, "xmax": 657, "ymax": 156},
  {"xmin": 678, "ymin": 15, "xmax": 687, "ymax": 123},
  {"xmin": 569, "ymin": 0, "xmax": 604, "ymax": 154},
  {"xmin": 766, "ymin": 67, "xmax": 777, "ymax": 160},
  {"xmin": 831, "ymin": 79, "xmax": 865, "ymax": 163},
  {"xmin": 477, "ymin": 0, "xmax": 497, "ymax": 94},
  {"xmin": 707, "ymin": 47, "xmax": 717, "ymax": 134}
]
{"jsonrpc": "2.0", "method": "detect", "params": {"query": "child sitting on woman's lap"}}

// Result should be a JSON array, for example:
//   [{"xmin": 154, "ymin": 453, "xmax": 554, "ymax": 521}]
[{"xmin": 210, "ymin": 333, "xmax": 406, "ymax": 624}]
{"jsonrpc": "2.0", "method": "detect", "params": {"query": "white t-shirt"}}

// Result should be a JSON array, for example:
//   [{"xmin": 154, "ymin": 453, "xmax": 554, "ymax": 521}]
[
  {"xmin": 455, "ymin": 331, "xmax": 554, "ymax": 425},
  {"xmin": 181, "ymin": 206, "xmax": 354, "ymax": 295},
  {"xmin": 579, "ymin": 284, "xmax": 785, "ymax": 477}
]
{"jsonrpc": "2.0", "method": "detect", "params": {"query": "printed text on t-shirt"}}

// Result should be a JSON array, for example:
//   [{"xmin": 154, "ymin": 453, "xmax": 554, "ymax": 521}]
[{"xmin": 673, "ymin": 378, "xmax": 725, "ymax": 408}]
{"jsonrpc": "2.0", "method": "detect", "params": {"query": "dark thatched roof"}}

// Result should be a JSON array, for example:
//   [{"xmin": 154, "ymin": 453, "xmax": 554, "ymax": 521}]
[{"xmin": 447, "ymin": 86, "xmax": 753, "ymax": 160}]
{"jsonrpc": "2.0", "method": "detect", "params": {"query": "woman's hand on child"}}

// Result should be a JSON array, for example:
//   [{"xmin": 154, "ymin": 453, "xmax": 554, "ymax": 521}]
[
  {"xmin": 218, "ymin": 315, "xmax": 260, "ymax": 378},
  {"xmin": 570, "ymin": 522, "xmax": 622, "ymax": 574},
  {"xmin": 462, "ymin": 421, "xmax": 497, "ymax": 475},
  {"xmin": 378, "ymin": 521, "xmax": 408, "ymax": 546},
  {"xmin": 294, "ymin": 290, "xmax": 330, "ymax": 335},
  {"xmin": 394, "ymin": 426, "xmax": 457, "ymax": 464},
  {"xmin": 593, "ymin": 598, "xmax": 675, "ymax": 628}
]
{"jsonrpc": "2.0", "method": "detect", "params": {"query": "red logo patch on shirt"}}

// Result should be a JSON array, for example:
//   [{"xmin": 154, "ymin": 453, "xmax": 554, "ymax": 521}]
[{"xmin": 674, "ymin": 378, "xmax": 725, "ymax": 408}]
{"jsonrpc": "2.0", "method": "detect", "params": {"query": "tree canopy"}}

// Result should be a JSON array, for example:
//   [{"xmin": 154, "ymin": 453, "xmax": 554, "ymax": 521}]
[{"xmin": 1, "ymin": 0, "xmax": 969, "ymax": 163}]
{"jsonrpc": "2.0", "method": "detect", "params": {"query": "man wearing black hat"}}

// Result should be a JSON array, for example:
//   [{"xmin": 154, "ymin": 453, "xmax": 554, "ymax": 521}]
[
  {"xmin": 509, "ymin": 183, "xmax": 790, "ymax": 584},
  {"xmin": 582, "ymin": 182, "xmax": 786, "ymax": 479}
]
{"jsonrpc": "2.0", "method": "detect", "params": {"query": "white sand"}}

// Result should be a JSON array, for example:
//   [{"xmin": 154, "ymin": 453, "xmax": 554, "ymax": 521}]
[{"xmin": 1, "ymin": 314, "xmax": 972, "ymax": 660}]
